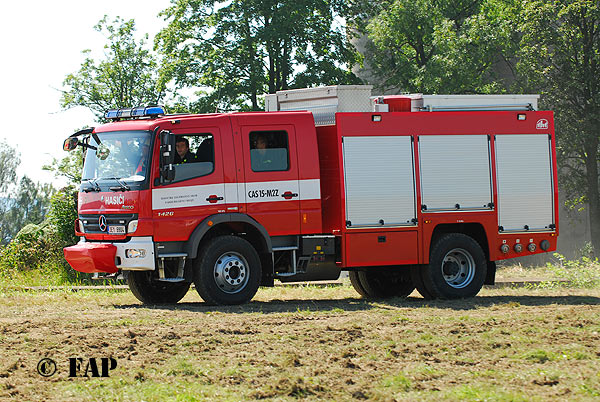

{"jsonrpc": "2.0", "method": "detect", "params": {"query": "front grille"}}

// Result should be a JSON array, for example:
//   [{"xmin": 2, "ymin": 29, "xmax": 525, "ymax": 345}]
[{"xmin": 80, "ymin": 214, "xmax": 137, "ymax": 234}]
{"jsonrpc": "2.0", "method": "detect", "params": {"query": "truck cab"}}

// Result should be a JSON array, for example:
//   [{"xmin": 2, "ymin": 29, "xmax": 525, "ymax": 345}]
[{"xmin": 64, "ymin": 107, "xmax": 327, "ymax": 305}]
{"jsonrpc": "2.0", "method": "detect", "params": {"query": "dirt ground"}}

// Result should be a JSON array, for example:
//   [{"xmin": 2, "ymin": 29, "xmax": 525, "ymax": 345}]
[{"xmin": 0, "ymin": 285, "xmax": 599, "ymax": 401}]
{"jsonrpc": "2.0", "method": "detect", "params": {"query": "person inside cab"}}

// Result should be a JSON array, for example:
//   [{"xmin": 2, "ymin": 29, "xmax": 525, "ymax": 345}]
[
  {"xmin": 175, "ymin": 137, "xmax": 196, "ymax": 164},
  {"xmin": 134, "ymin": 138, "xmax": 151, "ymax": 175},
  {"xmin": 251, "ymin": 134, "xmax": 272, "ymax": 170}
]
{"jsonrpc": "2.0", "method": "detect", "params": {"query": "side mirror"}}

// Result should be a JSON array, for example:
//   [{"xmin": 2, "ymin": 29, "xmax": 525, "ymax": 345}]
[
  {"xmin": 63, "ymin": 137, "xmax": 78, "ymax": 151},
  {"xmin": 159, "ymin": 130, "xmax": 176, "ymax": 183}
]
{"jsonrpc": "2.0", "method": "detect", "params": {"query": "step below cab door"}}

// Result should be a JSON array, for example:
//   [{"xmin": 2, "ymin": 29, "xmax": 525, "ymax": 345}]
[{"xmin": 239, "ymin": 125, "xmax": 301, "ymax": 236}]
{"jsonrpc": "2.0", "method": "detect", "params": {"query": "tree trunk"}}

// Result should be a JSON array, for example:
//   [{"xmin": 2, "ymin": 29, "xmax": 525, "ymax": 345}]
[{"xmin": 584, "ymin": 137, "xmax": 600, "ymax": 254}]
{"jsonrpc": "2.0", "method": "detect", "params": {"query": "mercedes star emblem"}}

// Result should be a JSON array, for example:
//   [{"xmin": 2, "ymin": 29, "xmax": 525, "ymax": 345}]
[{"xmin": 98, "ymin": 215, "xmax": 107, "ymax": 232}]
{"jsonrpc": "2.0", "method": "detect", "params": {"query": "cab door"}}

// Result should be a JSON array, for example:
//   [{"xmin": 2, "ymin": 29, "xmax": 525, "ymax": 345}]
[
  {"xmin": 152, "ymin": 124, "xmax": 226, "ymax": 242},
  {"xmin": 239, "ymin": 125, "xmax": 301, "ymax": 236}
]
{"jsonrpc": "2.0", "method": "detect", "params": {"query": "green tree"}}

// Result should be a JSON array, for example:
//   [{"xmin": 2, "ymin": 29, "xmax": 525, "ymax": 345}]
[
  {"xmin": 361, "ymin": 0, "xmax": 518, "ymax": 93},
  {"xmin": 43, "ymin": 148, "xmax": 83, "ymax": 186},
  {"xmin": 156, "ymin": 0, "xmax": 361, "ymax": 112},
  {"xmin": 0, "ymin": 142, "xmax": 54, "ymax": 244},
  {"xmin": 0, "ymin": 176, "xmax": 54, "ymax": 245},
  {"xmin": 0, "ymin": 140, "xmax": 20, "ymax": 193},
  {"xmin": 61, "ymin": 16, "xmax": 166, "ymax": 120},
  {"xmin": 518, "ymin": 0, "xmax": 600, "ymax": 251}
]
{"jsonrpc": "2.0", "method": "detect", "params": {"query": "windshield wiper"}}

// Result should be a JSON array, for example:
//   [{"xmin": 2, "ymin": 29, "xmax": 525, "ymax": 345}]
[
  {"xmin": 82, "ymin": 179, "xmax": 101, "ymax": 192},
  {"xmin": 102, "ymin": 177, "xmax": 131, "ymax": 192}
]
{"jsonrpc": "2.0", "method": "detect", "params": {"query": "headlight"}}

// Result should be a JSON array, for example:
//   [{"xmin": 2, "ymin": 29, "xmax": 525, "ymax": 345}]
[
  {"xmin": 127, "ymin": 220, "xmax": 138, "ymax": 233},
  {"xmin": 78, "ymin": 220, "xmax": 85, "ymax": 233}
]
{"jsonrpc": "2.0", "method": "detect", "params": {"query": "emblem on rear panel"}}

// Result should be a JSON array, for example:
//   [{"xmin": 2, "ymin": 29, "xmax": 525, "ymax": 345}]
[
  {"xmin": 99, "ymin": 215, "xmax": 107, "ymax": 232},
  {"xmin": 536, "ymin": 119, "xmax": 548, "ymax": 130}
]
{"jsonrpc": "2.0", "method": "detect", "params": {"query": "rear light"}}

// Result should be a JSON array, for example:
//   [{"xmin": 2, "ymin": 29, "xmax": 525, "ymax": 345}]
[
  {"xmin": 500, "ymin": 244, "xmax": 509, "ymax": 254},
  {"xmin": 528, "ymin": 243, "xmax": 537, "ymax": 252},
  {"xmin": 540, "ymin": 240, "xmax": 550, "ymax": 251},
  {"xmin": 514, "ymin": 243, "xmax": 523, "ymax": 253}
]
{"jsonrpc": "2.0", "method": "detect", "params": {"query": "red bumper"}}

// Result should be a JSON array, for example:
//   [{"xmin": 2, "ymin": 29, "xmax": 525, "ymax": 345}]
[{"xmin": 63, "ymin": 243, "xmax": 118, "ymax": 274}]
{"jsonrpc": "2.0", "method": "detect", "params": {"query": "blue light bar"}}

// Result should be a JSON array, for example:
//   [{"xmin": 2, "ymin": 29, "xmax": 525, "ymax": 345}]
[
  {"xmin": 105, "ymin": 109, "xmax": 119, "ymax": 119},
  {"xmin": 104, "ymin": 105, "xmax": 166, "ymax": 120},
  {"xmin": 145, "ymin": 106, "xmax": 165, "ymax": 116}
]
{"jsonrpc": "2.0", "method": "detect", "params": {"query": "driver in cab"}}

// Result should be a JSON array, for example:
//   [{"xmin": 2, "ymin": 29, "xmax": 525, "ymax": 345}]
[{"xmin": 174, "ymin": 137, "xmax": 197, "ymax": 164}]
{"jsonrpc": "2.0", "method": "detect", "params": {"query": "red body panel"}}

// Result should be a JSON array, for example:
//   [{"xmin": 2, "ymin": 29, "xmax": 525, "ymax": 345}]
[
  {"xmin": 345, "ymin": 230, "xmax": 418, "ymax": 267},
  {"xmin": 64, "ymin": 243, "xmax": 117, "ymax": 273}
]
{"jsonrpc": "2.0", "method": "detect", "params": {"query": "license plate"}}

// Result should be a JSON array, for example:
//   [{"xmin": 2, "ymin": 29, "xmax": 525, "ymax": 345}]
[{"xmin": 108, "ymin": 225, "xmax": 126, "ymax": 234}]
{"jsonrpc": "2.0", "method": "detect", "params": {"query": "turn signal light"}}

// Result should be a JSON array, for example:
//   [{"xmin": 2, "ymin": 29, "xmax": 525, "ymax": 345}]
[
  {"xmin": 500, "ymin": 244, "xmax": 510, "ymax": 254},
  {"xmin": 528, "ymin": 243, "xmax": 537, "ymax": 252},
  {"xmin": 127, "ymin": 220, "xmax": 138, "ymax": 233},
  {"xmin": 514, "ymin": 243, "xmax": 523, "ymax": 253}
]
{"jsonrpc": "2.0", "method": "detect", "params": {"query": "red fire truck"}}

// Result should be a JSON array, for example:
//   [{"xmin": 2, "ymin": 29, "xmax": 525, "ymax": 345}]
[{"xmin": 63, "ymin": 85, "xmax": 558, "ymax": 305}]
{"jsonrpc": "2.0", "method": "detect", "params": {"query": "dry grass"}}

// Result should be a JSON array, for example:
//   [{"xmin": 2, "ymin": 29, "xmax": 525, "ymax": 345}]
[{"xmin": 0, "ymin": 285, "xmax": 599, "ymax": 401}]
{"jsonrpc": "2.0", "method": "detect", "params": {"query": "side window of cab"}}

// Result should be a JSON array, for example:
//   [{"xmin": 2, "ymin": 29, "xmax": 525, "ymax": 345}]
[
  {"xmin": 172, "ymin": 134, "xmax": 215, "ymax": 182},
  {"xmin": 249, "ymin": 131, "xmax": 290, "ymax": 172}
]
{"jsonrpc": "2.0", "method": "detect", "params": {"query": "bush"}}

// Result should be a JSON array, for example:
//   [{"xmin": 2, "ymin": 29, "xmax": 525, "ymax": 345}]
[
  {"xmin": 545, "ymin": 253, "xmax": 600, "ymax": 289},
  {"xmin": 47, "ymin": 188, "xmax": 79, "ymax": 247},
  {"xmin": 0, "ymin": 188, "xmax": 92, "ymax": 285}
]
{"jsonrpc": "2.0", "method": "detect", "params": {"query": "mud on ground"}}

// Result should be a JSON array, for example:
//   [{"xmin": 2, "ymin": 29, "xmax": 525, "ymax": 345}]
[{"xmin": 0, "ymin": 286, "xmax": 599, "ymax": 401}]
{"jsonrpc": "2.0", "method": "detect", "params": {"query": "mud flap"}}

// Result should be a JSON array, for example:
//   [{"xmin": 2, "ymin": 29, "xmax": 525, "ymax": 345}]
[{"xmin": 485, "ymin": 261, "xmax": 496, "ymax": 285}]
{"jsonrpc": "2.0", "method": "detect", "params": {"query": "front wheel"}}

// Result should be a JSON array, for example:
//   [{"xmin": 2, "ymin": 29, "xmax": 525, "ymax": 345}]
[
  {"xmin": 421, "ymin": 233, "xmax": 487, "ymax": 299},
  {"xmin": 127, "ymin": 271, "xmax": 190, "ymax": 304},
  {"xmin": 194, "ymin": 236, "xmax": 262, "ymax": 305}
]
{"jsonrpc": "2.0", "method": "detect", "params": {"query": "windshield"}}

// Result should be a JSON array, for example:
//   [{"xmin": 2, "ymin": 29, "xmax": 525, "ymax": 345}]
[{"xmin": 82, "ymin": 131, "xmax": 152, "ymax": 185}]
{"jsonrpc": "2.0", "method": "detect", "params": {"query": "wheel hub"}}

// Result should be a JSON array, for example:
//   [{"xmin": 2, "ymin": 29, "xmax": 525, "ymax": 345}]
[
  {"xmin": 441, "ymin": 248, "xmax": 475, "ymax": 289},
  {"xmin": 213, "ymin": 252, "xmax": 249, "ymax": 294}
]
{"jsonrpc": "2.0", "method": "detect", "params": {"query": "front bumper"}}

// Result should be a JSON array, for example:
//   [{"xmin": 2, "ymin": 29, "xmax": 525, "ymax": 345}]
[
  {"xmin": 64, "ymin": 243, "xmax": 118, "ymax": 273},
  {"xmin": 64, "ymin": 237, "xmax": 156, "ymax": 273}
]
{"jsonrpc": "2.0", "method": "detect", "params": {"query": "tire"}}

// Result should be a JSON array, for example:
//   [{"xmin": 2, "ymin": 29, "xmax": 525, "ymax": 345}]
[
  {"xmin": 349, "ymin": 271, "xmax": 369, "ymax": 297},
  {"xmin": 127, "ymin": 270, "xmax": 191, "ymax": 304},
  {"xmin": 422, "ymin": 233, "xmax": 487, "ymax": 299},
  {"xmin": 194, "ymin": 236, "xmax": 261, "ymax": 305},
  {"xmin": 410, "ymin": 264, "xmax": 434, "ymax": 300},
  {"xmin": 349, "ymin": 268, "xmax": 415, "ymax": 299}
]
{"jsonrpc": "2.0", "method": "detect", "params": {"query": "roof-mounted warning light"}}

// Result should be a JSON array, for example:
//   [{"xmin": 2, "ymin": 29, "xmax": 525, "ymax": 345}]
[{"xmin": 105, "ymin": 105, "xmax": 166, "ymax": 120}]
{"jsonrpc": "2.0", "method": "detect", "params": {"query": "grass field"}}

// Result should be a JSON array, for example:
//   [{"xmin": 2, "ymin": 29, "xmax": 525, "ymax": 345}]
[{"xmin": 0, "ymin": 282, "xmax": 599, "ymax": 401}]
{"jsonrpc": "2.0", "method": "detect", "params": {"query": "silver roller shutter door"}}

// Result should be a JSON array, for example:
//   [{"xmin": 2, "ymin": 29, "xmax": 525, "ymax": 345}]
[
  {"xmin": 419, "ymin": 135, "xmax": 492, "ymax": 211},
  {"xmin": 495, "ymin": 134, "xmax": 554, "ymax": 231},
  {"xmin": 343, "ymin": 136, "xmax": 416, "ymax": 227}
]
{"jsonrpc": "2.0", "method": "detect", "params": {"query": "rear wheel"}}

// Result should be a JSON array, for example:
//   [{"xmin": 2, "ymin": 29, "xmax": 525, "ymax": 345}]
[
  {"xmin": 349, "ymin": 268, "xmax": 415, "ymax": 299},
  {"xmin": 421, "ymin": 233, "xmax": 487, "ymax": 299},
  {"xmin": 410, "ymin": 264, "xmax": 434, "ymax": 300},
  {"xmin": 127, "ymin": 271, "xmax": 190, "ymax": 304},
  {"xmin": 194, "ymin": 236, "xmax": 262, "ymax": 305}
]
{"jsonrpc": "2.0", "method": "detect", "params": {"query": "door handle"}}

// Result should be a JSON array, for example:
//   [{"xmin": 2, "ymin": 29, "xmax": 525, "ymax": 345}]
[
  {"xmin": 206, "ymin": 195, "xmax": 224, "ymax": 203},
  {"xmin": 281, "ymin": 191, "xmax": 298, "ymax": 199}
]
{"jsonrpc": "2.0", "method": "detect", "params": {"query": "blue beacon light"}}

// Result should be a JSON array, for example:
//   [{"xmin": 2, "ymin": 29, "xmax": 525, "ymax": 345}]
[{"xmin": 104, "ymin": 106, "xmax": 165, "ymax": 120}]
